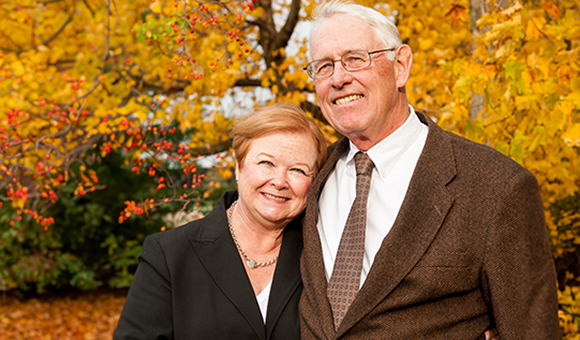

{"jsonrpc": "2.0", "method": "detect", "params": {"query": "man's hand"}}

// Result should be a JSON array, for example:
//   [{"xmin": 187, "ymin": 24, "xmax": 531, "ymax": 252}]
[{"xmin": 485, "ymin": 328, "xmax": 499, "ymax": 340}]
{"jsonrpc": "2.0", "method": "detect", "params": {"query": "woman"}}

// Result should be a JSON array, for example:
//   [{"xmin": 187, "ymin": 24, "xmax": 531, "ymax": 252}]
[{"xmin": 114, "ymin": 102, "xmax": 328, "ymax": 340}]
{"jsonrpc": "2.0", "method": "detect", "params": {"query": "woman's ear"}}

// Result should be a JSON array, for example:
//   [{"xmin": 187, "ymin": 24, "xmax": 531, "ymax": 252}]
[{"xmin": 235, "ymin": 162, "xmax": 239, "ymax": 181}]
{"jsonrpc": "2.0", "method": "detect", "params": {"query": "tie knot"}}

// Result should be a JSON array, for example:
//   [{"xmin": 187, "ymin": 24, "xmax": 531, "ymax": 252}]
[{"xmin": 354, "ymin": 152, "xmax": 374, "ymax": 176}]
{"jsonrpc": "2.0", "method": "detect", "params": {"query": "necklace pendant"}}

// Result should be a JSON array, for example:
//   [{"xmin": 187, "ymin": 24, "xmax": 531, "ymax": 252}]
[{"xmin": 247, "ymin": 259, "xmax": 258, "ymax": 269}]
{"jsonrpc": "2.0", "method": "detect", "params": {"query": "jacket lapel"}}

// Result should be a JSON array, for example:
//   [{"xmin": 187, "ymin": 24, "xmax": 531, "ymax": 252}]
[
  {"xmin": 190, "ymin": 192, "xmax": 266, "ymax": 340},
  {"xmin": 301, "ymin": 138, "xmax": 350, "ymax": 340},
  {"xmin": 335, "ymin": 111, "xmax": 458, "ymax": 337},
  {"xmin": 265, "ymin": 218, "xmax": 303, "ymax": 338}
]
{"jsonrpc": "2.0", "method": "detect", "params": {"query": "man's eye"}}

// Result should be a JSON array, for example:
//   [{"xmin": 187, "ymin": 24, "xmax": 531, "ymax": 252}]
[
  {"xmin": 316, "ymin": 62, "xmax": 332, "ymax": 72},
  {"xmin": 345, "ymin": 55, "xmax": 365, "ymax": 63}
]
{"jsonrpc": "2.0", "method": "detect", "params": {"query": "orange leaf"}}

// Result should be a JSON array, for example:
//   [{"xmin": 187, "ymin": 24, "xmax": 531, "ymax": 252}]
[
  {"xmin": 543, "ymin": 2, "xmax": 561, "ymax": 19},
  {"xmin": 445, "ymin": 4, "xmax": 467, "ymax": 26}
]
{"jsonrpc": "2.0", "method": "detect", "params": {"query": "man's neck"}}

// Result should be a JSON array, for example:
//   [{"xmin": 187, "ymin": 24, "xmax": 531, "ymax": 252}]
[{"xmin": 350, "ymin": 104, "xmax": 411, "ymax": 151}]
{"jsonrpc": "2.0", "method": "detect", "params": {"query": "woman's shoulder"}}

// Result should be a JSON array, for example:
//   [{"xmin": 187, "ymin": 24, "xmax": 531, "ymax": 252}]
[
  {"xmin": 139, "ymin": 220, "xmax": 204, "ymax": 258},
  {"xmin": 149, "ymin": 217, "xmax": 204, "ymax": 240},
  {"xmin": 145, "ymin": 190, "xmax": 237, "ymax": 246}
]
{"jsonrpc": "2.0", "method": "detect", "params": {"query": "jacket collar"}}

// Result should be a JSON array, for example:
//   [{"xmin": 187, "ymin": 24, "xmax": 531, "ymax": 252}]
[
  {"xmin": 302, "ymin": 139, "xmax": 350, "ymax": 339},
  {"xmin": 302, "ymin": 111, "xmax": 458, "ymax": 338},
  {"xmin": 191, "ymin": 191, "xmax": 302, "ymax": 340}
]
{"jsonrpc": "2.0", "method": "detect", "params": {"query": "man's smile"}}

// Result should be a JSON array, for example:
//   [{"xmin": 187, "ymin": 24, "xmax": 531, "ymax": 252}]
[{"xmin": 334, "ymin": 94, "xmax": 363, "ymax": 105}]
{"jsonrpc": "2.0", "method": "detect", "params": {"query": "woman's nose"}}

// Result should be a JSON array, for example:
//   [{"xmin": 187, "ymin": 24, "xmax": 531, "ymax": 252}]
[{"xmin": 269, "ymin": 169, "xmax": 289, "ymax": 189}]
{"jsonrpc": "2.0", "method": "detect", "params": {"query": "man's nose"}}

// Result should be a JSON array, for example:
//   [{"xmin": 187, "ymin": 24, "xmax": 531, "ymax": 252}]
[{"xmin": 330, "ymin": 61, "xmax": 353, "ymax": 88}]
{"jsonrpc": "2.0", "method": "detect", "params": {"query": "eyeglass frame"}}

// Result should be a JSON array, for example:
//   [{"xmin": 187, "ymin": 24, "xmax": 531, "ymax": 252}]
[{"xmin": 304, "ymin": 48, "xmax": 397, "ymax": 80}]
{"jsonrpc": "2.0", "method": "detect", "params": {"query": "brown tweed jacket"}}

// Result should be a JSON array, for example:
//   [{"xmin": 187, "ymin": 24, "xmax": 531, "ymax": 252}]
[{"xmin": 300, "ymin": 111, "xmax": 559, "ymax": 340}]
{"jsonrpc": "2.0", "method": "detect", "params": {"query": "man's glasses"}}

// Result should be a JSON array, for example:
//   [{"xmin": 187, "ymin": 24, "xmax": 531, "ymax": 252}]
[{"xmin": 304, "ymin": 48, "xmax": 396, "ymax": 80}]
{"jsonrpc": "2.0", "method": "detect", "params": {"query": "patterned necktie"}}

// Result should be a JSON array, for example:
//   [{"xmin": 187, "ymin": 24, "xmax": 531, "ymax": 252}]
[{"xmin": 327, "ymin": 152, "xmax": 374, "ymax": 330}]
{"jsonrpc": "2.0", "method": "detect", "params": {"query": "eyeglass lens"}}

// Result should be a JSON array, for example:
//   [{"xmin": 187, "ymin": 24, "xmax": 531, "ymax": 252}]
[{"xmin": 310, "ymin": 50, "xmax": 370, "ymax": 79}]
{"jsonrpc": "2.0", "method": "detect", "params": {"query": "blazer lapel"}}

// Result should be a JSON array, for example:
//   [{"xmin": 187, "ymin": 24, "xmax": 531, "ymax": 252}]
[
  {"xmin": 190, "ymin": 192, "xmax": 266, "ymax": 340},
  {"xmin": 265, "ymin": 218, "xmax": 303, "ymax": 338},
  {"xmin": 335, "ymin": 112, "xmax": 458, "ymax": 337},
  {"xmin": 301, "ymin": 138, "xmax": 350, "ymax": 340}
]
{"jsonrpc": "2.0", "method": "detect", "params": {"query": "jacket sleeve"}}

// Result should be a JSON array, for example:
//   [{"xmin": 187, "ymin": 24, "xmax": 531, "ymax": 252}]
[
  {"xmin": 482, "ymin": 169, "xmax": 560, "ymax": 339},
  {"xmin": 114, "ymin": 235, "xmax": 174, "ymax": 340}
]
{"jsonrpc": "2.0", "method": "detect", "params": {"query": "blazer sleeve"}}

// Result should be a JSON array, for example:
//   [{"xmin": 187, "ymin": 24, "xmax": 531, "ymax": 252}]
[
  {"xmin": 114, "ymin": 235, "xmax": 174, "ymax": 340},
  {"xmin": 482, "ymin": 169, "xmax": 560, "ymax": 339}
]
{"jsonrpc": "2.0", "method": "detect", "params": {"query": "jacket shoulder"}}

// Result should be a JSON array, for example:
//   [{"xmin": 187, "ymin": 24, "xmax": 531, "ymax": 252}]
[
  {"xmin": 146, "ymin": 217, "xmax": 205, "ymax": 245},
  {"xmin": 419, "ymin": 110, "xmax": 532, "ymax": 181},
  {"xmin": 418, "ymin": 110, "xmax": 521, "ymax": 170},
  {"xmin": 146, "ymin": 190, "xmax": 235, "ymax": 246},
  {"xmin": 446, "ymin": 130, "xmax": 533, "ymax": 178}
]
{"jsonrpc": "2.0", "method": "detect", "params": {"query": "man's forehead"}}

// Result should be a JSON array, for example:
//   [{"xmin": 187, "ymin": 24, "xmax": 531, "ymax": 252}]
[
  {"xmin": 311, "ymin": 18, "xmax": 380, "ymax": 59},
  {"xmin": 313, "ymin": 14, "xmax": 369, "ymax": 38},
  {"xmin": 312, "ymin": 47, "xmax": 369, "ymax": 59}
]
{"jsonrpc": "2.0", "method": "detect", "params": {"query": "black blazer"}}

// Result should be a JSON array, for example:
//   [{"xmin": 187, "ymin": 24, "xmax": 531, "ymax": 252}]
[{"xmin": 114, "ymin": 191, "xmax": 303, "ymax": 340}]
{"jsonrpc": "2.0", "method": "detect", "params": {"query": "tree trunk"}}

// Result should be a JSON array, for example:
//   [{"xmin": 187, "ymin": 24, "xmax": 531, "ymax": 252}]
[
  {"xmin": 469, "ymin": 0, "xmax": 486, "ymax": 121},
  {"xmin": 469, "ymin": 0, "xmax": 508, "ymax": 120}
]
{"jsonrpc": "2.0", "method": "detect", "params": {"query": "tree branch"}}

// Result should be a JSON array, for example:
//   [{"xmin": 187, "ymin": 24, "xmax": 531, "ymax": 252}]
[
  {"xmin": 300, "ymin": 101, "xmax": 326, "ymax": 124},
  {"xmin": 233, "ymin": 78, "xmax": 262, "ymax": 87},
  {"xmin": 273, "ymin": 0, "xmax": 301, "ymax": 51},
  {"xmin": 185, "ymin": 139, "xmax": 233, "ymax": 157},
  {"xmin": 43, "ymin": 12, "xmax": 73, "ymax": 47},
  {"xmin": 0, "ymin": 11, "xmax": 73, "ymax": 54}
]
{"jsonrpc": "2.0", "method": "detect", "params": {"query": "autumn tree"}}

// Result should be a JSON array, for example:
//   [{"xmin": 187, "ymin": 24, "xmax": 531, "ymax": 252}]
[
  {"xmin": 0, "ymin": 0, "xmax": 276, "ymax": 291},
  {"xmin": 384, "ymin": 0, "xmax": 579, "ymax": 336}
]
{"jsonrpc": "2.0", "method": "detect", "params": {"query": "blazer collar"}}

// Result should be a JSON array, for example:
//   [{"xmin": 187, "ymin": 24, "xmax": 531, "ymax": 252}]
[
  {"xmin": 303, "ymin": 111, "xmax": 458, "ymax": 338},
  {"xmin": 301, "ymin": 138, "xmax": 350, "ymax": 339},
  {"xmin": 191, "ymin": 191, "xmax": 303, "ymax": 340},
  {"xmin": 265, "ymin": 218, "xmax": 303, "ymax": 338},
  {"xmin": 336, "ymin": 111, "xmax": 457, "ymax": 336}
]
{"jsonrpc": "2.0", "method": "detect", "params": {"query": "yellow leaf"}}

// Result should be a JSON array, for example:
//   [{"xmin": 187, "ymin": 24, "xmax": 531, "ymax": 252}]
[
  {"xmin": 98, "ymin": 123, "xmax": 111, "ymax": 135},
  {"xmin": 562, "ymin": 123, "xmax": 580, "ymax": 147},
  {"xmin": 500, "ymin": 1, "xmax": 522, "ymax": 16},
  {"xmin": 526, "ymin": 21, "xmax": 544, "ymax": 40},
  {"xmin": 11, "ymin": 197, "xmax": 25, "ymax": 209},
  {"xmin": 529, "ymin": 125, "xmax": 546, "ymax": 152},
  {"xmin": 495, "ymin": 44, "xmax": 509, "ymax": 58},
  {"xmin": 558, "ymin": 100, "xmax": 574, "ymax": 117},
  {"xmin": 419, "ymin": 39, "xmax": 434, "ymax": 51}
]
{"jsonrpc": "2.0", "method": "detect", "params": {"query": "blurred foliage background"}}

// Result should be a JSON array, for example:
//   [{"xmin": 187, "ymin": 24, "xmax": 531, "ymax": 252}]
[{"xmin": 0, "ymin": 0, "xmax": 578, "ymax": 338}]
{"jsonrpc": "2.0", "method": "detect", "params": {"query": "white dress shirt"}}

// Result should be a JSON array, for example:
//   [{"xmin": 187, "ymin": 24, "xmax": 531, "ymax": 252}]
[
  {"xmin": 317, "ymin": 106, "xmax": 429, "ymax": 287},
  {"xmin": 256, "ymin": 278, "xmax": 272, "ymax": 323}
]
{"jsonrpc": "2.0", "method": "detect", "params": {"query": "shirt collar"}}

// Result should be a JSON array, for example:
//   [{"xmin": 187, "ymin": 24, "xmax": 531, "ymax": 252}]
[{"xmin": 346, "ymin": 106, "xmax": 426, "ymax": 179}]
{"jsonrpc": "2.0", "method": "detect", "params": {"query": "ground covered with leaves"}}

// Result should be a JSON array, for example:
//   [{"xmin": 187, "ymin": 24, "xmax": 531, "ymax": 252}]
[{"xmin": 0, "ymin": 289, "xmax": 127, "ymax": 340}]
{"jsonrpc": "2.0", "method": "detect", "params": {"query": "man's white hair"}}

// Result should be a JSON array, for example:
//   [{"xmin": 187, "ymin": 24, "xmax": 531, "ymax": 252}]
[{"xmin": 309, "ymin": 0, "xmax": 403, "ymax": 61}]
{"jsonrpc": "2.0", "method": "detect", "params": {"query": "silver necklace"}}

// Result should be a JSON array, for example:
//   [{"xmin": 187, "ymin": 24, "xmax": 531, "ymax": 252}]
[{"xmin": 227, "ymin": 200, "xmax": 278, "ymax": 269}]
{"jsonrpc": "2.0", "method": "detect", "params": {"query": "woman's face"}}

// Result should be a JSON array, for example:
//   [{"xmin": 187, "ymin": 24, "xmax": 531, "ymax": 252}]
[{"xmin": 236, "ymin": 131, "xmax": 319, "ymax": 228}]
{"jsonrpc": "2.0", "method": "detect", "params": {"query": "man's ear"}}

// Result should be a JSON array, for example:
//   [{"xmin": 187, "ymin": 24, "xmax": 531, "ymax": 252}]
[{"xmin": 395, "ymin": 44, "xmax": 413, "ymax": 89}]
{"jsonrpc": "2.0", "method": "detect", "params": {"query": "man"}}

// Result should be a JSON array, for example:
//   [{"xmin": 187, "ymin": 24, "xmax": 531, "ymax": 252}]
[{"xmin": 299, "ymin": 1, "xmax": 560, "ymax": 339}]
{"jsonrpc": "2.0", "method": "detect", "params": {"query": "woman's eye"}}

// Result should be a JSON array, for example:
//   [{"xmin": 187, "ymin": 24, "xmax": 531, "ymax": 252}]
[
  {"xmin": 258, "ymin": 160, "xmax": 274, "ymax": 166},
  {"xmin": 291, "ymin": 168, "xmax": 308, "ymax": 176}
]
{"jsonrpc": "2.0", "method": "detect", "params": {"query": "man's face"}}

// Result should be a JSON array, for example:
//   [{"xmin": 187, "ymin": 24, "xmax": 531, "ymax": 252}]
[{"xmin": 311, "ymin": 14, "xmax": 409, "ymax": 150}]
